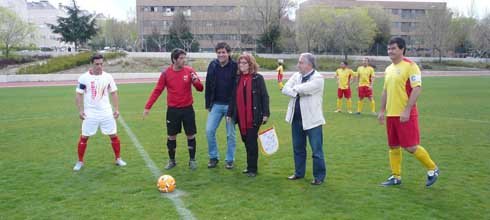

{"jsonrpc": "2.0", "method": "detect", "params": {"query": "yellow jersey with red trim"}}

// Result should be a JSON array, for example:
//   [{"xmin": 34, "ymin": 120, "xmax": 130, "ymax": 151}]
[
  {"xmin": 336, "ymin": 68, "xmax": 354, "ymax": 89},
  {"xmin": 383, "ymin": 58, "xmax": 421, "ymax": 117},
  {"xmin": 356, "ymin": 66, "xmax": 375, "ymax": 87},
  {"xmin": 276, "ymin": 65, "xmax": 283, "ymax": 75}
]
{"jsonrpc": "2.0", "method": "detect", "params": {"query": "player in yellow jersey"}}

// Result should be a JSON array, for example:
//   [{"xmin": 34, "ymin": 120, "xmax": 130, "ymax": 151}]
[
  {"xmin": 378, "ymin": 37, "xmax": 439, "ymax": 187},
  {"xmin": 354, "ymin": 58, "xmax": 376, "ymax": 115},
  {"xmin": 334, "ymin": 61, "xmax": 354, "ymax": 113},
  {"xmin": 277, "ymin": 59, "xmax": 284, "ymax": 90}
]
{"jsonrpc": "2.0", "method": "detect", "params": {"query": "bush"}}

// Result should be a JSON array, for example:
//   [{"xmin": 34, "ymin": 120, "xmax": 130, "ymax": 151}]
[
  {"xmin": 421, "ymin": 64, "xmax": 433, "ymax": 69},
  {"xmin": 17, "ymin": 52, "xmax": 126, "ymax": 74},
  {"xmin": 0, "ymin": 55, "xmax": 51, "ymax": 69},
  {"xmin": 315, "ymin": 58, "xmax": 357, "ymax": 72},
  {"xmin": 255, "ymin": 56, "xmax": 285, "ymax": 70},
  {"xmin": 230, "ymin": 53, "xmax": 286, "ymax": 71}
]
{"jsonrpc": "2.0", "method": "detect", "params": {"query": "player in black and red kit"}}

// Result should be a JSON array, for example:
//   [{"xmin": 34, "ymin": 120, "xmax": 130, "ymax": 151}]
[{"xmin": 143, "ymin": 48, "xmax": 204, "ymax": 170}]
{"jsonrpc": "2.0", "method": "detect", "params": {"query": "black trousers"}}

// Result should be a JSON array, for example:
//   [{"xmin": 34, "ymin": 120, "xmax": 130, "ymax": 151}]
[{"xmin": 240, "ymin": 126, "xmax": 260, "ymax": 173}]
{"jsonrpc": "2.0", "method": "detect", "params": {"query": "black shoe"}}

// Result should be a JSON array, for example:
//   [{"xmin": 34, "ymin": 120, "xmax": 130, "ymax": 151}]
[
  {"xmin": 311, "ymin": 179, "xmax": 323, "ymax": 185},
  {"xmin": 207, "ymin": 159, "xmax": 219, "ymax": 168},
  {"xmin": 164, "ymin": 159, "xmax": 176, "ymax": 170},
  {"xmin": 225, "ymin": 161, "xmax": 234, "ymax": 169},
  {"xmin": 287, "ymin": 175, "xmax": 303, "ymax": 180}
]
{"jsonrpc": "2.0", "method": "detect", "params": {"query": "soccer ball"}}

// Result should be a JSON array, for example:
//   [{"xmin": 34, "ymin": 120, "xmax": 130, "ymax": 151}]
[{"xmin": 157, "ymin": 175, "xmax": 176, "ymax": 193}]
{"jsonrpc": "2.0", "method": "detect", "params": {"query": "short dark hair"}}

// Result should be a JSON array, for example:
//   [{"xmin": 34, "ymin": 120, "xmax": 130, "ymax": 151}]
[
  {"xmin": 91, "ymin": 53, "xmax": 104, "ymax": 63},
  {"xmin": 215, "ymin": 42, "xmax": 231, "ymax": 53},
  {"xmin": 341, "ymin": 61, "xmax": 348, "ymax": 66},
  {"xmin": 171, "ymin": 48, "xmax": 186, "ymax": 64},
  {"xmin": 388, "ymin": 37, "xmax": 406, "ymax": 55}
]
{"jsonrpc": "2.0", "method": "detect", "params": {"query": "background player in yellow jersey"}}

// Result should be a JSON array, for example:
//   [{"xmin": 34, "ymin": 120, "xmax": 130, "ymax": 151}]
[
  {"xmin": 378, "ymin": 37, "xmax": 439, "ymax": 187},
  {"xmin": 354, "ymin": 58, "xmax": 376, "ymax": 115},
  {"xmin": 277, "ymin": 59, "xmax": 284, "ymax": 90},
  {"xmin": 335, "ymin": 61, "xmax": 354, "ymax": 113}
]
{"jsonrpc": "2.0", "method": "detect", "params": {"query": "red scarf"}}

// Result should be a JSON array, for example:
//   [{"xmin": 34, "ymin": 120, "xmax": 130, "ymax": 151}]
[{"xmin": 236, "ymin": 74, "xmax": 253, "ymax": 135}]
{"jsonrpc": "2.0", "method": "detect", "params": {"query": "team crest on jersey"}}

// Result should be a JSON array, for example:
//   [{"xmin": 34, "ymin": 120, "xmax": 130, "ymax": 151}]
[{"xmin": 183, "ymin": 75, "xmax": 189, "ymax": 81}]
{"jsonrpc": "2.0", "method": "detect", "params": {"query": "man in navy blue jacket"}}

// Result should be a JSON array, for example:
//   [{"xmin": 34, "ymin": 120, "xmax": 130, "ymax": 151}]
[{"xmin": 205, "ymin": 42, "xmax": 238, "ymax": 169}]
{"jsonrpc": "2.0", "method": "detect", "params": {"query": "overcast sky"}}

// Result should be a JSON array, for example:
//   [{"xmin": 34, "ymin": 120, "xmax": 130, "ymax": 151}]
[{"xmin": 47, "ymin": 0, "xmax": 490, "ymax": 21}]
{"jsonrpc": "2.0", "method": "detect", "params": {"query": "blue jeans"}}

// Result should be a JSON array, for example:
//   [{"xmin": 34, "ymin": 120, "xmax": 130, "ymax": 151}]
[
  {"xmin": 206, "ymin": 104, "xmax": 236, "ymax": 162},
  {"xmin": 291, "ymin": 119, "xmax": 326, "ymax": 181}
]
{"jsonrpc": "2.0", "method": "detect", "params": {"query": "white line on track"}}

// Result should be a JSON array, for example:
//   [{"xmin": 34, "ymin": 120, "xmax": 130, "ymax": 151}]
[{"xmin": 118, "ymin": 115, "xmax": 196, "ymax": 220}]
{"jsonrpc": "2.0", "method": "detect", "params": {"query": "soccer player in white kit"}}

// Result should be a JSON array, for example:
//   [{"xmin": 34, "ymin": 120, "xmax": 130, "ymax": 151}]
[{"xmin": 73, "ymin": 54, "xmax": 127, "ymax": 171}]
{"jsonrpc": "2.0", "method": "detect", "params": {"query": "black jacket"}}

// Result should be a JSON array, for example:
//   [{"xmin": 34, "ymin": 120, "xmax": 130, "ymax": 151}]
[
  {"xmin": 227, "ymin": 73, "xmax": 270, "ymax": 127},
  {"xmin": 205, "ymin": 58, "xmax": 238, "ymax": 109}
]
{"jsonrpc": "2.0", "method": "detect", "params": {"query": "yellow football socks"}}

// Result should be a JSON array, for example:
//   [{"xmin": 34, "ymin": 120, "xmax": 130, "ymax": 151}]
[
  {"xmin": 413, "ymin": 145, "xmax": 437, "ymax": 170},
  {"xmin": 347, "ymin": 99, "xmax": 352, "ymax": 112},
  {"xmin": 336, "ymin": 99, "xmax": 342, "ymax": 111},
  {"xmin": 389, "ymin": 148, "xmax": 402, "ymax": 179},
  {"xmin": 357, "ymin": 101, "xmax": 363, "ymax": 112},
  {"xmin": 371, "ymin": 100, "xmax": 376, "ymax": 113}
]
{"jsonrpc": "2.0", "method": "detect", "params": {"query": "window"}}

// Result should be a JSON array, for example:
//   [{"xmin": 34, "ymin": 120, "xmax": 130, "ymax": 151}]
[
  {"xmin": 401, "ymin": 9, "xmax": 416, "ymax": 19},
  {"xmin": 392, "ymin": 22, "xmax": 401, "ymax": 30},
  {"xmin": 401, "ymin": 22, "xmax": 412, "ymax": 32},
  {"xmin": 415, "ymin": 9, "xmax": 425, "ymax": 17},
  {"xmin": 165, "ymin": 7, "xmax": 175, "ymax": 16},
  {"xmin": 392, "ymin": 9, "xmax": 400, "ymax": 15},
  {"xmin": 183, "ymin": 9, "xmax": 191, "ymax": 16}
]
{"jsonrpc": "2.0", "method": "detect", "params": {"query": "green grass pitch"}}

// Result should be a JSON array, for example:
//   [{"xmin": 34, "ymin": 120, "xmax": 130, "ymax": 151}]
[{"xmin": 1, "ymin": 76, "xmax": 489, "ymax": 219}]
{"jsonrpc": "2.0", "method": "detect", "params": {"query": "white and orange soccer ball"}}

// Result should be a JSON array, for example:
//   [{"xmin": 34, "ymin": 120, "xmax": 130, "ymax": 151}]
[{"xmin": 157, "ymin": 175, "xmax": 176, "ymax": 193}]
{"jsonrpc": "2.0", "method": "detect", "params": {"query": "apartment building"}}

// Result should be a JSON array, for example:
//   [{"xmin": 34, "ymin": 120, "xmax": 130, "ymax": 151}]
[
  {"xmin": 299, "ymin": 0, "xmax": 447, "ymax": 49},
  {"xmin": 136, "ymin": 0, "xmax": 260, "ymax": 52}
]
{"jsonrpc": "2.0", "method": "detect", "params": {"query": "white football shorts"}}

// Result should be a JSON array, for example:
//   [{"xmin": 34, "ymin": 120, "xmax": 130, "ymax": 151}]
[{"xmin": 81, "ymin": 114, "xmax": 117, "ymax": 136}]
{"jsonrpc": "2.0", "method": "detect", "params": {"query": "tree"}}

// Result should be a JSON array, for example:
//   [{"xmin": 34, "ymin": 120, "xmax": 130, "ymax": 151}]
[
  {"xmin": 366, "ymin": 6, "xmax": 391, "ymax": 56},
  {"xmin": 0, "ymin": 7, "xmax": 34, "ymax": 58},
  {"xmin": 147, "ymin": 28, "xmax": 168, "ymax": 52},
  {"xmin": 89, "ymin": 17, "xmax": 139, "ymax": 51},
  {"xmin": 252, "ymin": 0, "xmax": 295, "ymax": 53},
  {"xmin": 332, "ymin": 8, "xmax": 376, "ymax": 60},
  {"xmin": 449, "ymin": 16, "xmax": 477, "ymax": 57},
  {"xmin": 295, "ymin": 7, "xmax": 329, "ymax": 52},
  {"xmin": 279, "ymin": 19, "xmax": 297, "ymax": 53},
  {"xmin": 471, "ymin": 15, "xmax": 490, "ymax": 59},
  {"xmin": 419, "ymin": 8, "xmax": 452, "ymax": 62},
  {"xmin": 295, "ymin": 6, "xmax": 376, "ymax": 58},
  {"xmin": 167, "ymin": 12, "xmax": 198, "ymax": 52},
  {"xmin": 48, "ymin": 0, "xmax": 98, "ymax": 51}
]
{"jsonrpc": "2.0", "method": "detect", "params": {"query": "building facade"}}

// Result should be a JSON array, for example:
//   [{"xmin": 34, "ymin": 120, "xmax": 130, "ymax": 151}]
[
  {"xmin": 136, "ymin": 0, "xmax": 260, "ymax": 52},
  {"xmin": 26, "ymin": 0, "xmax": 75, "ymax": 50},
  {"xmin": 0, "ymin": 0, "xmax": 28, "ymax": 21},
  {"xmin": 299, "ymin": 0, "xmax": 447, "ymax": 50}
]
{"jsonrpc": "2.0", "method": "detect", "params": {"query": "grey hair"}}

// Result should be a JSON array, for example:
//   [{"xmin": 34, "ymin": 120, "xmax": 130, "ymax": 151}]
[{"xmin": 300, "ymin": 53, "xmax": 316, "ymax": 69}]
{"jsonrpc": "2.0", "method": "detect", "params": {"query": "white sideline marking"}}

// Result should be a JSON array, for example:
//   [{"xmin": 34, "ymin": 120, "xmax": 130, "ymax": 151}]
[{"xmin": 118, "ymin": 115, "xmax": 196, "ymax": 220}]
